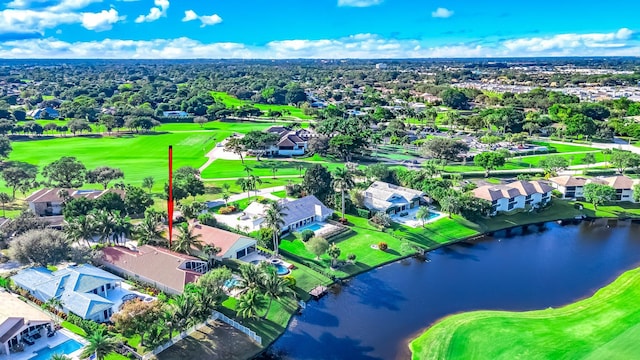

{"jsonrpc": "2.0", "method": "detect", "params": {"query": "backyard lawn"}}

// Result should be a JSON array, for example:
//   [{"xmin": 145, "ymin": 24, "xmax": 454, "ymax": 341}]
[{"xmin": 409, "ymin": 266, "xmax": 640, "ymax": 359}]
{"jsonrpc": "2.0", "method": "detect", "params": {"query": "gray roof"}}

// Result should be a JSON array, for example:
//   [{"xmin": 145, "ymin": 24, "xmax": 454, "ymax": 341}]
[
  {"xmin": 11, "ymin": 264, "xmax": 121, "ymax": 319},
  {"xmin": 281, "ymin": 195, "xmax": 333, "ymax": 226},
  {"xmin": 363, "ymin": 181, "xmax": 425, "ymax": 212}
]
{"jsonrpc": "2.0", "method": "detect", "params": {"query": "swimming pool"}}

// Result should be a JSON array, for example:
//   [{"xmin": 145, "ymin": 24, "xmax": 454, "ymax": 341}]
[
  {"xmin": 275, "ymin": 264, "xmax": 290, "ymax": 276},
  {"xmin": 224, "ymin": 279, "xmax": 239, "ymax": 288},
  {"xmin": 30, "ymin": 339, "xmax": 84, "ymax": 360},
  {"xmin": 298, "ymin": 223, "xmax": 324, "ymax": 233}
]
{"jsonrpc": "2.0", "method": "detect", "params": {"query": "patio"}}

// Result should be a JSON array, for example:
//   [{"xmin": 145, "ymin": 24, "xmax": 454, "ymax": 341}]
[
  {"xmin": 105, "ymin": 282, "xmax": 156, "ymax": 313},
  {"xmin": 0, "ymin": 329, "xmax": 86, "ymax": 360},
  {"xmin": 391, "ymin": 207, "xmax": 445, "ymax": 228}
]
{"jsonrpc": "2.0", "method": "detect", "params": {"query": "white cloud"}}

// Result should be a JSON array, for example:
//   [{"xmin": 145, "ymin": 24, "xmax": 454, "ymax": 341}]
[
  {"xmin": 0, "ymin": 9, "xmax": 81, "ymax": 34},
  {"xmin": 81, "ymin": 9, "xmax": 123, "ymax": 31},
  {"xmin": 431, "ymin": 7, "xmax": 454, "ymax": 18},
  {"xmin": 1, "ymin": 0, "xmax": 123, "ymax": 34},
  {"xmin": 503, "ymin": 28, "xmax": 635, "ymax": 54},
  {"xmin": 7, "ymin": 0, "xmax": 104, "ymax": 11},
  {"xmin": 135, "ymin": 0, "xmax": 169, "ymax": 23},
  {"xmin": 0, "ymin": 29, "xmax": 637, "ymax": 59},
  {"xmin": 182, "ymin": 10, "xmax": 222, "ymax": 27},
  {"xmin": 337, "ymin": 0, "xmax": 382, "ymax": 7},
  {"xmin": 182, "ymin": 10, "xmax": 197, "ymax": 22}
]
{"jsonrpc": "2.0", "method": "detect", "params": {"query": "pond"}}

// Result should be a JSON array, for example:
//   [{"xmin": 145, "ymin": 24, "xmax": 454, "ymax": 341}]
[{"xmin": 266, "ymin": 220, "xmax": 640, "ymax": 360}]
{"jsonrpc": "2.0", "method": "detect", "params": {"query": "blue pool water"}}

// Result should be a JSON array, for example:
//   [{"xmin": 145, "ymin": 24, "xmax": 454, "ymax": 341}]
[
  {"xmin": 427, "ymin": 211, "xmax": 439, "ymax": 219},
  {"xmin": 31, "ymin": 339, "xmax": 84, "ymax": 360},
  {"xmin": 299, "ymin": 223, "xmax": 323, "ymax": 232},
  {"xmin": 224, "ymin": 279, "xmax": 239, "ymax": 288},
  {"xmin": 275, "ymin": 264, "xmax": 290, "ymax": 276}
]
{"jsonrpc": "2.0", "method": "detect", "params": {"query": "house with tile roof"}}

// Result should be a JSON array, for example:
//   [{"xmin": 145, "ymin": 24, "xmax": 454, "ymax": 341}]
[
  {"xmin": 25, "ymin": 188, "xmax": 125, "ymax": 227},
  {"xmin": 473, "ymin": 180, "xmax": 553, "ymax": 216},
  {"xmin": 187, "ymin": 223, "xmax": 259, "ymax": 260},
  {"xmin": 100, "ymin": 245, "xmax": 208, "ymax": 295},
  {"xmin": 0, "ymin": 292, "xmax": 54, "ymax": 355},
  {"xmin": 549, "ymin": 175, "xmax": 639, "ymax": 202},
  {"xmin": 11, "ymin": 264, "xmax": 124, "ymax": 322},
  {"xmin": 363, "ymin": 181, "xmax": 426, "ymax": 214},
  {"xmin": 548, "ymin": 175, "xmax": 589, "ymax": 199}
]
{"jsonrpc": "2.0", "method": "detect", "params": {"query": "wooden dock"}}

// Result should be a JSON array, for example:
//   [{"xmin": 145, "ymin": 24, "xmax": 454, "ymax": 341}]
[{"xmin": 309, "ymin": 285, "xmax": 328, "ymax": 299}]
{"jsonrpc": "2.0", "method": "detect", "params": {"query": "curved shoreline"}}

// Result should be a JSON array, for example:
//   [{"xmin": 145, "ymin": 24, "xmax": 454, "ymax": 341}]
[{"xmin": 255, "ymin": 215, "xmax": 636, "ymax": 359}]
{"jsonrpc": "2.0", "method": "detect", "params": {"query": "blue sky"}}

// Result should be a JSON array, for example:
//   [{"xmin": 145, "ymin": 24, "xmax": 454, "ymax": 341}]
[{"xmin": 0, "ymin": 0, "xmax": 638, "ymax": 58}]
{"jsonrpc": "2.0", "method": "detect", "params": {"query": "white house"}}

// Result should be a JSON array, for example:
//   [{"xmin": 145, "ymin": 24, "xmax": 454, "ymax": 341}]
[
  {"xmin": 549, "ymin": 175, "xmax": 639, "ymax": 202},
  {"xmin": 264, "ymin": 126, "xmax": 309, "ymax": 156},
  {"xmin": 548, "ymin": 175, "xmax": 588, "ymax": 199},
  {"xmin": 242, "ymin": 195, "xmax": 333, "ymax": 233},
  {"xmin": 473, "ymin": 180, "xmax": 553, "ymax": 216},
  {"xmin": 363, "ymin": 181, "xmax": 426, "ymax": 214}
]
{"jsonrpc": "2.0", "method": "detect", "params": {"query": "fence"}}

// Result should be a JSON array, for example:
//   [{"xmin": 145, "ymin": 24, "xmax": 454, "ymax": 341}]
[
  {"xmin": 142, "ymin": 322, "xmax": 204, "ymax": 360},
  {"xmin": 211, "ymin": 310, "xmax": 262, "ymax": 345},
  {"xmin": 141, "ymin": 311, "xmax": 262, "ymax": 360}
]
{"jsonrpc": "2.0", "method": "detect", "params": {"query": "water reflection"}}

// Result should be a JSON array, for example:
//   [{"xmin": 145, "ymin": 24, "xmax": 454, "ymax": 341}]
[{"xmin": 266, "ymin": 222, "xmax": 640, "ymax": 360}]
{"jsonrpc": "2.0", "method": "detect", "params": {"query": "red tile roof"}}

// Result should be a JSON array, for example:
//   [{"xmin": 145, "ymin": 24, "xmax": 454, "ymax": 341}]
[
  {"xmin": 100, "ymin": 245, "xmax": 204, "ymax": 294},
  {"xmin": 177, "ymin": 223, "xmax": 256, "ymax": 258}
]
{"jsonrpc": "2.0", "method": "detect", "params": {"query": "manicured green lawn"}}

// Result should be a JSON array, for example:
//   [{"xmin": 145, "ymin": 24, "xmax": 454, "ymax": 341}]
[
  {"xmin": 220, "ymin": 296, "xmax": 298, "ymax": 346},
  {"xmin": 575, "ymin": 201, "xmax": 640, "ymax": 218},
  {"xmin": 201, "ymin": 159, "xmax": 350, "ymax": 179},
  {"xmin": 512, "ymin": 151, "xmax": 604, "ymax": 167},
  {"xmin": 531, "ymin": 141, "xmax": 599, "ymax": 153},
  {"xmin": 409, "ymin": 266, "xmax": 640, "ymax": 360},
  {"xmin": 210, "ymin": 91, "xmax": 313, "ymax": 120},
  {"xmin": 472, "ymin": 200, "xmax": 583, "ymax": 232},
  {"xmin": 61, "ymin": 321, "xmax": 87, "ymax": 337},
  {"xmin": 205, "ymin": 178, "xmax": 301, "ymax": 198},
  {"xmin": 271, "ymin": 190, "xmax": 287, "ymax": 198},
  {"xmin": 105, "ymin": 353, "xmax": 129, "ymax": 360},
  {"xmin": 10, "ymin": 133, "xmax": 213, "ymax": 191}
]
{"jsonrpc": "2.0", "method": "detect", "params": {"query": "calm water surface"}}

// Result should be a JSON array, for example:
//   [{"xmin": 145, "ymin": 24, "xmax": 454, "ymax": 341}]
[{"xmin": 267, "ymin": 220, "xmax": 640, "ymax": 360}]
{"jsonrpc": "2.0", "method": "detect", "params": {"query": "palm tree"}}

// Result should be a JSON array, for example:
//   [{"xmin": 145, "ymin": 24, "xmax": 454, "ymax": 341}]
[
  {"xmin": 133, "ymin": 215, "xmax": 164, "ymax": 246},
  {"xmin": 602, "ymin": 149, "xmax": 612, "ymax": 167},
  {"xmin": 236, "ymin": 289, "xmax": 267, "ymax": 320},
  {"xmin": 269, "ymin": 162, "xmax": 279, "ymax": 179},
  {"xmin": 194, "ymin": 290, "xmax": 217, "ymax": 321},
  {"xmin": 264, "ymin": 201, "xmax": 288, "ymax": 256},
  {"xmin": 80, "ymin": 330, "xmax": 119, "ymax": 360},
  {"xmin": 237, "ymin": 262, "xmax": 265, "ymax": 293},
  {"xmin": 170, "ymin": 294, "xmax": 197, "ymax": 331},
  {"xmin": 260, "ymin": 270, "xmax": 295, "ymax": 318},
  {"xmin": 416, "ymin": 206, "xmax": 431, "ymax": 228},
  {"xmin": 91, "ymin": 210, "xmax": 116, "ymax": 245},
  {"xmin": 142, "ymin": 176, "xmax": 155, "ymax": 193},
  {"xmin": 236, "ymin": 178, "xmax": 251, "ymax": 200},
  {"xmin": 439, "ymin": 194, "xmax": 459, "ymax": 219},
  {"xmin": 296, "ymin": 164, "xmax": 305, "ymax": 177},
  {"xmin": 243, "ymin": 164, "xmax": 253, "ymax": 177},
  {"xmin": 202, "ymin": 244, "xmax": 221, "ymax": 267},
  {"xmin": 222, "ymin": 192, "xmax": 230, "ymax": 206},
  {"xmin": 111, "ymin": 214, "xmax": 132, "ymax": 245},
  {"xmin": 332, "ymin": 167, "xmax": 355, "ymax": 221},
  {"xmin": 0, "ymin": 192, "xmax": 9, "ymax": 217},
  {"xmin": 162, "ymin": 307, "xmax": 179, "ymax": 339},
  {"xmin": 173, "ymin": 222, "xmax": 203, "ymax": 255},
  {"xmin": 64, "ymin": 215, "xmax": 95, "ymax": 247},
  {"xmin": 249, "ymin": 175, "xmax": 262, "ymax": 197}
]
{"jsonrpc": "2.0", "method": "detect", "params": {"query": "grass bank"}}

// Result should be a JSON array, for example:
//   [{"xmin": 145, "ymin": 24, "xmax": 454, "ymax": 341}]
[{"xmin": 409, "ymin": 266, "xmax": 640, "ymax": 360}]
